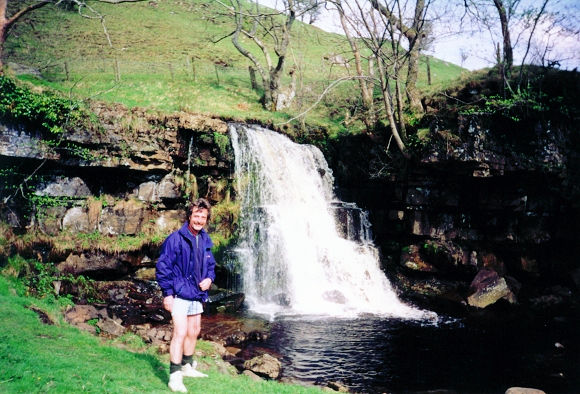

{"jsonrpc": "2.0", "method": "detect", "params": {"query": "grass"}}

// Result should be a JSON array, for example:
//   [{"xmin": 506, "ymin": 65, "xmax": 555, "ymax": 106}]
[
  {"xmin": 5, "ymin": 0, "xmax": 466, "ymax": 137},
  {"xmin": 0, "ymin": 275, "xmax": 322, "ymax": 393}
]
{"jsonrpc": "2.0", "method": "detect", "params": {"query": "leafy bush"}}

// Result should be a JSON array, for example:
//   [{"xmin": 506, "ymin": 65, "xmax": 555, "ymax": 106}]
[
  {"xmin": 3, "ymin": 256, "xmax": 99, "ymax": 302},
  {"xmin": 0, "ymin": 75, "xmax": 84, "ymax": 135}
]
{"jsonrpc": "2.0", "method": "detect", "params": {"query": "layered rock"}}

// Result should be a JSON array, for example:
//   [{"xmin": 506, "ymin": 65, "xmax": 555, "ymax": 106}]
[
  {"xmin": 1, "ymin": 102, "xmax": 235, "ymax": 287},
  {"xmin": 328, "ymin": 95, "xmax": 579, "ymax": 310}
]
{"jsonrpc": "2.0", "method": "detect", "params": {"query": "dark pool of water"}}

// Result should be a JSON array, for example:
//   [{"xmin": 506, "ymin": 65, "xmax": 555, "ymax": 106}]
[{"xmin": 245, "ymin": 308, "xmax": 580, "ymax": 393}]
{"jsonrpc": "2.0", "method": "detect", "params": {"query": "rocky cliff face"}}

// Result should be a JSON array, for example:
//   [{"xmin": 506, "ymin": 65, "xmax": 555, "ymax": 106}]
[
  {"xmin": 328, "ymin": 85, "xmax": 580, "ymax": 312},
  {"xmin": 1, "ymin": 102, "xmax": 237, "ymax": 324}
]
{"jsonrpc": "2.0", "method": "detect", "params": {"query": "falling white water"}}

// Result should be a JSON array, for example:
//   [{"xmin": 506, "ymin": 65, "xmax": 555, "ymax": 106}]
[{"xmin": 230, "ymin": 123, "xmax": 432, "ymax": 320}]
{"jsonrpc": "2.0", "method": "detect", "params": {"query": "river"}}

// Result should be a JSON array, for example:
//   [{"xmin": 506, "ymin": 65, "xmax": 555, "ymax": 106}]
[{"xmin": 241, "ymin": 309, "xmax": 579, "ymax": 393}]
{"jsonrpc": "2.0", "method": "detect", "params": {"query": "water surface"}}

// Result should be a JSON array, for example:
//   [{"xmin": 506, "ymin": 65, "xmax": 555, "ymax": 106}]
[{"xmin": 246, "ymin": 311, "xmax": 579, "ymax": 393}]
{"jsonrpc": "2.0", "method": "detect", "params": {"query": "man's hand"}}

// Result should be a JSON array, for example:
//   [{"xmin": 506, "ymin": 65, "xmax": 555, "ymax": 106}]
[
  {"xmin": 199, "ymin": 278, "xmax": 212, "ymax": 291},
  {"xmin": 163, "ymin": 295, "xmax": 174, "ymax": 312}
]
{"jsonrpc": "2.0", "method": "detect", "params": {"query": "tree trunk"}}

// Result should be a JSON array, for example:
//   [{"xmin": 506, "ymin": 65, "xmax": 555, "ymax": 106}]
[
  {"xmin": 230, "ymin": 0, "xmax": 295, "ymax": 111},
  {"xmin": 426, "ymin": 55, "xmax": 431, "ymax": 85},
  {"xmin": 370, "ymin": 0, "xmax": 426, "ymax": 113},
  {"xmin": 0, "ymin": 0, "xmax": 6, "ymax": 72},
  {"xmin": 248, "ymin": 66, "xmax": 258, "ymax": 90},
  {"xmin": 375, "ymin": 55, "xmax": 408, "ymax": 158},
  {"xmin": 493, "ymin": 0, "xmax": 513, "ymax": 76},
  {"xmin": 405, "ymin": 43, "xmax": 422, "ymax": 111},
  {"xmin": 405, "ymin": 0, "xmax": 425, "ymax": 112},
  {"xmin": 337, "ymin": 0, "xmax": 375, "ymax": 131},
  {"xmin": 0, "ymin": 0, "xmax": 51, "ymax": 74}
]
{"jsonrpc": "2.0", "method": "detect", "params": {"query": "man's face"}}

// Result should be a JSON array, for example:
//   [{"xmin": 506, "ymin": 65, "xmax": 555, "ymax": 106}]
[{"xmin": 189, "ymin": 208, "xmax": 208, "ymax": 232}]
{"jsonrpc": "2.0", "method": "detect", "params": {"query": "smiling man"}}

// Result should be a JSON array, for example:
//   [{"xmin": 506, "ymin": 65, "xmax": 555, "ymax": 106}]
[{"xmin": 156, "ymin": 198, "xmax": 216, "ymax": 392}]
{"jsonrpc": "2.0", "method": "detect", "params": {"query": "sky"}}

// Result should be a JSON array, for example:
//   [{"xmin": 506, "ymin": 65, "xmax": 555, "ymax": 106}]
[{"xmin": 261, "ymin": 0, "xmax": 580, "ymax": 71}]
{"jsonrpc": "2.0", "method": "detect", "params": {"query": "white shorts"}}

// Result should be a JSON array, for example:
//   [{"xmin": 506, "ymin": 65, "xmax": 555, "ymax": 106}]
[{"xmin": 171, "ymin": 297, "xmax": 204, "ymax": 316}]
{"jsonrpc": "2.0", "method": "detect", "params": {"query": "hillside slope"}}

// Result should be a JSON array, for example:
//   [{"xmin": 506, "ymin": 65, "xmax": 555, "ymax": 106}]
[{"xmin": 4, "ymin": 0, "xmax": 465, "ymax": 136}]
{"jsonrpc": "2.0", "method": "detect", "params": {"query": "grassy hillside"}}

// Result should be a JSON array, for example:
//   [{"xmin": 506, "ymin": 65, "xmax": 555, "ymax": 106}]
[
  {"xmin": 4, "ymin": 0, "xmax": 466, "ymax": 136},
  {"xmin": 0, "ymin": 274, "xmax": 321, "ymax": 393}
]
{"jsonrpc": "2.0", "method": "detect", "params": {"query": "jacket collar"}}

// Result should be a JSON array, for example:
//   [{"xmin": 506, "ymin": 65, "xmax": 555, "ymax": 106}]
[{"xmin": 178, "ymin": 222, "xmax": 206, "ymax": 243}]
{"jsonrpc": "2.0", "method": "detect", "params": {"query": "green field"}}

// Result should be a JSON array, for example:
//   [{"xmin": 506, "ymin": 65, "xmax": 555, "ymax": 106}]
[{"xmin": 0, "ymin": 275, "xmax": 321, "ymax": 393}]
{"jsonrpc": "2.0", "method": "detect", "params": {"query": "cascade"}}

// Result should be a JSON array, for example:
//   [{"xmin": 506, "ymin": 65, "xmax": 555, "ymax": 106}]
[{"xmin": 230, "ymin": 123, "xmax": 431, "ymax": 319}]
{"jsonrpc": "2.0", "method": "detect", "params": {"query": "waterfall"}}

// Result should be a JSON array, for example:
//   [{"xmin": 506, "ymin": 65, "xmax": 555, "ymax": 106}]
[{"xmin": 230, "ymin": 123, "xmax": 432, "ymax": 320}]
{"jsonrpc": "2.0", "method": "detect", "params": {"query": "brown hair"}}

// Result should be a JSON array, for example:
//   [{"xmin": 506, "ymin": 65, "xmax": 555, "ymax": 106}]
[{"xmin": 187, "ymin": 197, "xmax": 212, "ymax": 221}]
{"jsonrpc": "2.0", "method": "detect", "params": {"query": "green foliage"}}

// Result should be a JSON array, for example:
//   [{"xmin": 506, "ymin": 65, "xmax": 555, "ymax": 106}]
[
  {"xmin": 11, "ymin": 257, "xmax": 99, "ymax": 303},
  {"xmin": 86, "ymin": 318, "xmax": 101, "ymax": 334},
  {"xmin": 0, "ymin": 75, "xmax": 84, "ymax": 135},
  {"xmin": 213, "ymin": 132, "xmax": 230, "ymax": 156},
  {"xmin": 406, "ymin": 133, "xmax": 429, "ymax": 157},
  {"xmin": 29, "ymin": 194, "xmax": 75, "ymax": 209},
  {"xmin": 459, "ymin": 91, "xmax": 545, "ymax": 122}
]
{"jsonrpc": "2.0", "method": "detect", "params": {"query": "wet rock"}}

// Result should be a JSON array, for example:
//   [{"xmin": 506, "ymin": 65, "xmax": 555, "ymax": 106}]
[
  {"xmin": 243, "ymin": 353, "xmax": 281, "ymax": 379},
  {"xmin": 326, "ymin": 381, "xmax": 349, "ymax": 392},
  {"xmin": 467, "ymin": 269, "xmax": 516, "ymax": 308},
  {"xmin": 201, "ymin": 314, "xmax": 270, "ymax": 348},
  {"xmin": 226, "ymin": 346, "xmax": 241, "ymax": 356},
  {"xmin": 529, "ymin": 286, "xmax": 572, "ymax": 310},
  {"xmin": 394, "ymin": 272, "xmax": 465, "ymax": 306},
  {"xmin": 206, "ymin": 291, "xmax": 245, "ymax": 314},
  {"xmin": 400, "ymin": 244, "xmax": 438, "ymax": 273}
]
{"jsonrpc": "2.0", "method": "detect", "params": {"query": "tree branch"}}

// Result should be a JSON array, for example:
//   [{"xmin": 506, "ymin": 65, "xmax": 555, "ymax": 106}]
[
  {"xmin": 275, "ymin": 75, "xmax": 376, "ymax": 126},
  {"xmin": 5, "ymin": 1, "xmax": 51, "ymax": 32}
]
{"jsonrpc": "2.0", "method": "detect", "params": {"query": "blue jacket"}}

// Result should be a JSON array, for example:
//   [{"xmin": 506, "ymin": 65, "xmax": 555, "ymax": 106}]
[{"xmin": 155, "ymin": 223, "xmax": 216, "ymax": 302}]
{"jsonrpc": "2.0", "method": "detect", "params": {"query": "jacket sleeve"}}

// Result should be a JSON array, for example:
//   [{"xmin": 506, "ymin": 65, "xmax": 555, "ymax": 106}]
[
  {"xmin": 204, "ymin": 235, "xmax": 217, "ymax": 283},
  {"xmin": 156, "ymin": 234, "xmax": 178, "ymax": 297}
]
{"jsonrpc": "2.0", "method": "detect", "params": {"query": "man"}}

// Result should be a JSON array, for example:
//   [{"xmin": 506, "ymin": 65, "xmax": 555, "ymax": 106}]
[{"xmin": 156, "ymin": 198, "xmax": 216, "ymax": 392}]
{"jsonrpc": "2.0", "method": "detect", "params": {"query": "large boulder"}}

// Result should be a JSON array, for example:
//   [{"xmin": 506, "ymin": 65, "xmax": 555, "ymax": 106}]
[
  {"xmin": 243, "ymin": 353, "xmax": 282, "ymax": 379},
  {"xmin": 35, "ymin": 176, "xmax": 92, "ymax": 198},
  {"xmin": 62, "ymin": 207, "xmax": 90, "ymax": 233},
  {"xmin": 99, "ymin": 199, "xmax": 149, "ymax": 235},
  {"xmin": 467, "ymin": 269, "xmax": 517, "ymax": 308}
]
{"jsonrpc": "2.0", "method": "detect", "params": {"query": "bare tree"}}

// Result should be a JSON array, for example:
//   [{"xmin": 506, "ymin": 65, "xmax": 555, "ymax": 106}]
[
  {"xmin": 1, "ymin": 0, "xmax": 146, "ymax": 73},
  {"xmin": 369, "ymin": 0, "xmax": 431, "ymax": 112},
  {"xmin": 215, "ymin": 0, "xmax": 300, "ymax": 111},
  {"xmin": 334, "ymin": 0, "xmax": 376, "ymax": 131},
  {"xmin": 335, "ymin": 0, "xmax": 410, "ymax": 157},
  {"xmin": 297, "ymin": 0, "xmax": 322, "ymax": 24},
  {"xmin": 461, "ymin": 0, "xmax": 556, "ymax": 88}
]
